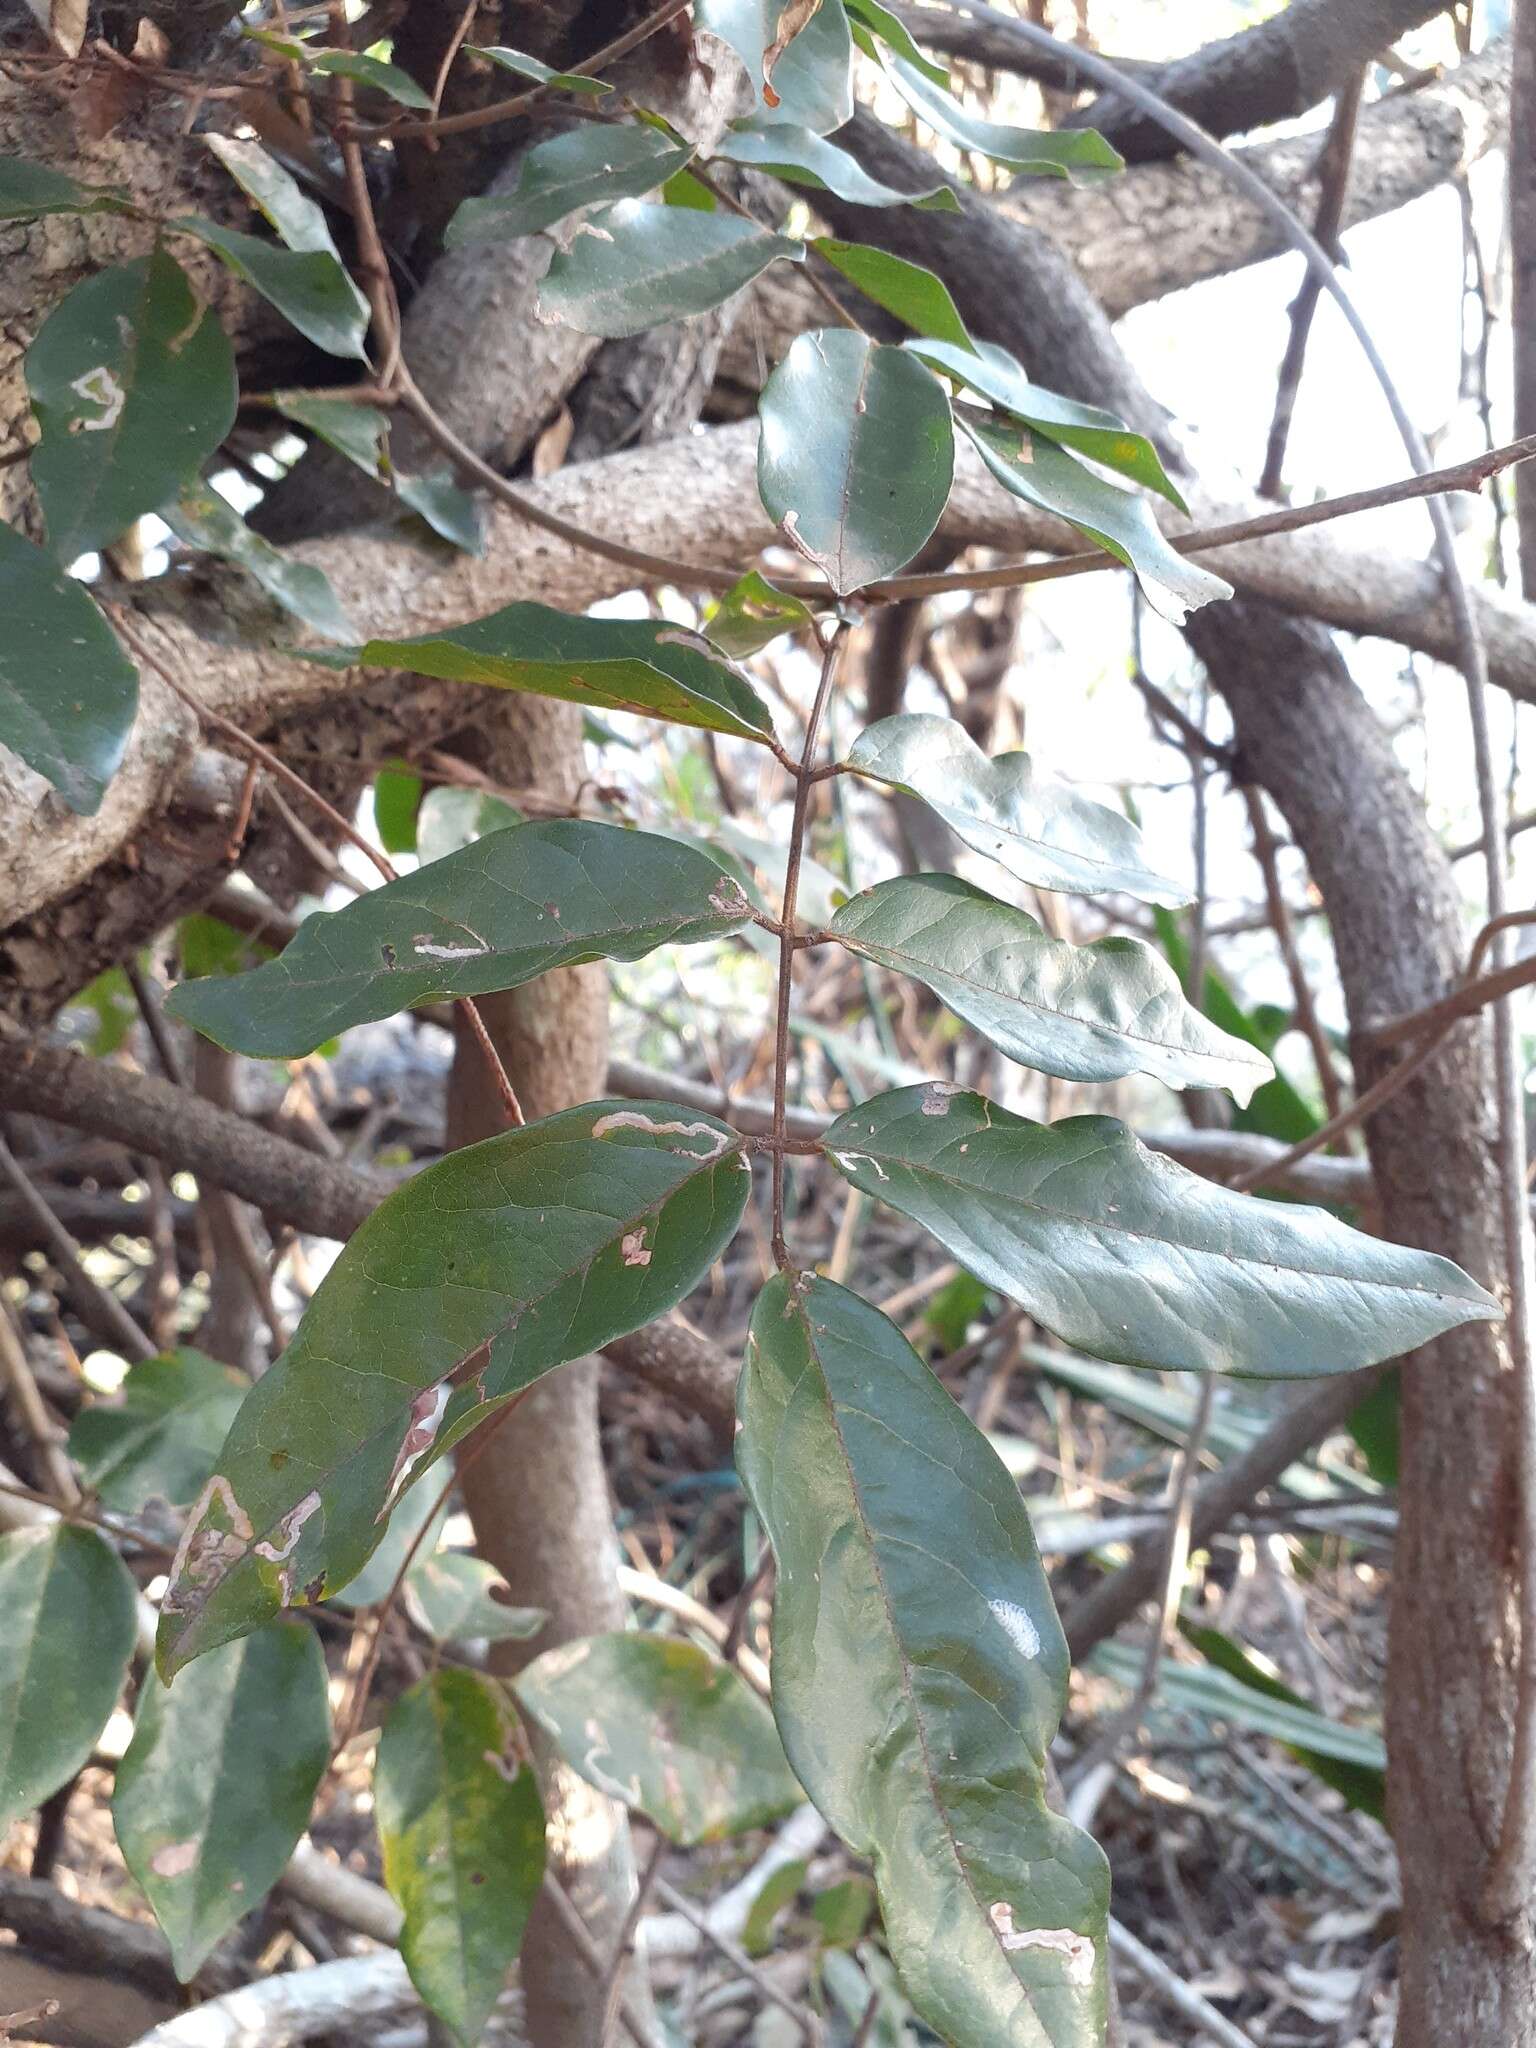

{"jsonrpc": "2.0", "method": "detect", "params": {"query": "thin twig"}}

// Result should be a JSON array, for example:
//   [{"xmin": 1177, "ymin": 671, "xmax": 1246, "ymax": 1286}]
[
  {"xmin": 652, "ymin": 1878, "xmax": 819, "ymax": 2042},
  {"xmin": 328, "ymin": 3, "xmax": 401, "ymax": 386},
  {"xmin": 537, "ymin": 1873, "xmax": 660, "ymax": 2048},
  {"xmin": 428, "ymin": 0, "xmax": 479, "ymax": 128},
  {"xmin": 771, "ymin": 621, "xmax": 852, "ymax": 1267},
  {"xmin": 1242, "ymin": 785, "xmax": 1346, "ymax": 1123},
  {"xmin": 0, "ymin": 1137, "xmax": 155, "ymax": 1363},
  {"xmin": 107, "ymin": 609, "xmax": 524, "ymax": 1127},
  {"xmin": 0, "ymin": 1305, "xmax": 79, "ymax": 1508},
  {"xmin": 1258, "ymin": 68, "xmax": 1366, "ymax": 500},
  {"xmin": 598, "ymin": 1833, "xmax": 665, "ymax": 2046}
]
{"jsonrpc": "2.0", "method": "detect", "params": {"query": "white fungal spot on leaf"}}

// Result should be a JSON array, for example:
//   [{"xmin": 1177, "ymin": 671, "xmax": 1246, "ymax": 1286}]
[
  {"xmin": 382, "ymin": 1382, "xmax": 452, "ymax": 1512},
  {"xmin": 163, "ymin": 1475, "xmax": 253, "ymax": 1612},
  {"xmin": 989, "ymin": 1904, "xmax": 1094, "ymax": 1984},
  {"xmin": 621, "ymin": 1228, "xmax": 652, "ymax": 1267},
  {"xmin": 255, "ymin": 1490, "xmax": 321, "ymax": 1566},
  {"xmin": 709, "ymin": 874, "xmax": 750, "ymax": 917},
  {"xmin": 70, "ymin": 365, "xmax": 124, "ymax": 430},
  {"xmin": 591, "ymin": 1109, "xmax": 734, "ymax": 1161},
  {"xmin": 831, "ymin": 1149, "xmax": 888, "ymax": 1181},
  {"xmin": 151, "ymin": 1840, "xmax": 198, "ymax": 1879},
  {"xmin": 988, "ymin": 1597, "xmax": 1041, "ymax": 1661},
  {"xmin": 412, "ymin": 935, "xmax": 488, "ymax": 961},
  {"xmin": 922, "ymin": 1082, "xmax": 961, "ymax": 1117}
]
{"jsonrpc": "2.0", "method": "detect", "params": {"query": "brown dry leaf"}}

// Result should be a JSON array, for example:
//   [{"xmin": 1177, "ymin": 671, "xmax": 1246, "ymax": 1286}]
[
  {"xmin": 763, "ymin": 0, "xmax": 821, "ymax": 106},
  {"xmin": 531, "ymin": 405, "xmax": 575, "ymax": 479}
]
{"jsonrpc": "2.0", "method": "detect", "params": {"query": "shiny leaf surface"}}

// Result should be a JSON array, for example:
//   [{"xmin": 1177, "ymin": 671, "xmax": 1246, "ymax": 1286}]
[
  {"xmin": 845, "ymin": 713, "xmax": 1189, "ymax": 905},
  {"xmin": 0, "ymin": 1526, "xmax": 138, "ymax": 1832},
  {"xmin": 447, "ymin": 124, "xmax": 693, "ymax": 245},
  {"xmin": 167, "ymin": 819, "xmax": 755, "ymax": 1056},
  {"xmin": 704, "ymin": 569, "xmax": 818, "ymax": 656},
  {"xmin": 113, "ymin": 1623, "xmax": 329, "ymax": 1978},
  {"xmin": 811, "ymin": 238, "xmax": 971, "ymax": 349},
  {"xmin": 375, "ymin": 1669, "xmax": 545, "ymax": 2047},
  {"xmin": 166, "ymin": 488, "xmax": 355, "ymax": 642},
  {"xmin": 470, "ymin": 44, "xmax": 613, "ymax": 92},
  {"xmin": 738, "ymin": 1274, "xmax": 1110, "ymax": 2047},
  {"xmin": 758, "ymin": 330, "xmax": 953, "ymax": 593},
  {"xmin": 176, "ymin": 218, "xmax": 370, "ymax": 360},
  {"xmin": 28, "ymin": 249, "xmax": 237, "ymax": 561},
  {"xmin": 958, "ymin": 407, "xmax": 1230, "ymax": 624},
  {"xmin": 69, "ymin": 1349, "xmax": 245, "ymax": 1513},
  {"xmin": 540, "ymin": 202, "xmax": 803, "ymax": 338},
  {"xmin": 304, "ymin": 603, "xmax": 777, "ymax": 743},
  {"xmin": 0, "ymin": 519, "xmax": 138, "ymax": 814},
  {"xmin": 830, "ymin": 874, "xmax": 1265, "ymax": 1096},
  {"xmin": 157, "ymin": 1101, "xmax": 751, "ymax": 1674},
  {"xmin": 272, "ymin": 394, "xmax": 482, "ymax": 552},
  {"xmin": 406, "ymin": 1553, "xmax": 546, "ymax": 1646},
  {"xmin": 824, "ymin": 1086, "xmax": 1502, "ymax": 1376},
  {"xmin": 0, "ymin": 155, "xmax": 132, "ymax": 218},
  {"xmin": 888, "ymin": 56, "xmax": 1122, "ymax": 179},
  {"xmin": 912, "ymin": 337, "xmax": 1186, "ymax": 508},
  {"xmin": 719, "ymin": 125, "xmax": 956, "ymax": 209},
  {"xmin": 516, "ymin": 1634, "xmax": 801, "ymax": 1844}
]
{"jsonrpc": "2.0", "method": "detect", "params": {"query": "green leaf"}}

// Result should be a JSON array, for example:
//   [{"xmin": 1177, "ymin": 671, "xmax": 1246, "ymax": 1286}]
[
  {"xmin": 704, "ymin": 569, "xmax": 818, "ymax": 656},
  {"xmin": 830, "ymin": 874, "xmax": 1268, "ymax": 1098},
  {"xmin": 0, "ymin": 520, "xmax": 138, "ymax": 813},
  {"xmin": 758, "ymin": 331, "xmax": 952, "ymax": 593},
  {"xmin": 182, "ymin": 141, "xmax": 369, "ymax": 357},
  {"xmin": 69, "ymin": 1349, "xmax": 246, "ymax": 1514},
  {"xmin": 753, "ymin": 0, "xmax": 854, "ymax": 133},
  {"xmin": 1172, "ymin": 1625, "xmax": 1385, "ymax": 1820},
  {"xmin": 810, "ymin": 238, "xmax": 971, "ymax": 350},
  {"xmin": 113, "ymin": 1623, "xmax": 330, "ymax": 1979},
  {"xmin": 375, "ymin": 1669, "xmax": 546, "ymax": 2047},
  {"xmin": 405, "ymin": 1552, "xmax": 546, "ymax": 1646},
  {"xmin": 0, "ymin": 1525, "xmax": 139, "ymax": 1832},
  {"xmin": 27, "ymin": 249, "xmax": 237, "ymax": 562},
  {"xmin": 302, "ymin": 602, "xmax": 778, "ymax": 744},
  {"xmin": 846, "ymin": 713, "xmax": 1189, "ymax": 906},
  {"xmin": 0, "ymin": 156, "xmax": 133, "ymax": 219},
  {"xmin": 157, "ymin": 1100, "xmax": 751, "ymax": 1674},
  {"xmin": 539, "ymin": 201, "xmax": 803, "ymax": 338},
  {"xmin": 1347, "ymin": 1373, "xmax": 1399, "ymax": 1487},
  {"xmin": 742, "ymin": 1857, "xmax": 809, "ymax": 1953},
  {"xmin": 719, "ymin": 126, "xmax": 957, "ymax": 210},
  {"xmin": 175, "ymin": 218, "xmax": 370, "ymax": 360},
  {"xmin": 307, "ymin": 49, "xmax": 434, "ymax": 106},
  {"xmin": 957, "ymin": 407, "xmax": 1231, "ymax": 624},
  {"xmin": 812, "ymin": 1873, "xmax": 876, "ymax": 1946},
  {"xmin": 470, "ymin": 43, "xmax": 614, "ymax": 93},
  {"xmin": 69, "ymin": 965, "xmax": 139, "ymax": 1055},
  {"xmin": 824, "ymin": 1085, "xmax": 1502, "ymax": 1377},
  {"xmin": 272, "ymin": 395, "xmax": 483, "ymax": 553},
  {"xmin": 331, "ymin": 1482, "xmax": 450, "ymax": 1610},
  {"xmin": 911, "ymin": 338, "xmax": 1186, "ymax": 509},
  {"xmin": 178, "ymin": 912, "xmax": 273, "ymax": 982},
  {"xmin": 166, "ymin": 487, "xmax": 355, "ymax": 642},
  {"xmin": 841, "ymin": 0, "xmax": 949, "ymax": 85},
  {"xmin": 924, "ymin": 1267, "xmax": 987, "ymax": 1353},
  {"xmin": 516, "ymin": 1634, "xmax": 801, "ymax": 1845},
  {"xmin": 662, "ymin": 166, "xmax": 717, "ymax": 210},
  {"xmin": 168, "ymin": 818, "xmax": 755, "ymax": 1056},
  {"xmin": 373, "ymin": 763, "xmax": 422, "ymax": 854},
  {"xmin": 446, "ymin": 124, "xmax": 694, "ymax": 246},
  {"xmin": 204, "ymin": 135, "xmax": 337, "ymax": 254},
  {"xmin": 737, "ymin": 1273, "xmax": 1110, "ymax": 2047},
  {"xmin": 1151, "ymin": 905, "xmax": 1318, "ymax": 1145},
  {"xmin": 886, "ymin": 55, "xmax": 1122, "ymax": 179}
]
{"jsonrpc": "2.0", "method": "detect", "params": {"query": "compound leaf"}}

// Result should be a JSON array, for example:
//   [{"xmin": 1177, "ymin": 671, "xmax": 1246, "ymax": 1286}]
[
  {"xmin": 167, "ymin": 819, "xmax": 755, "ymax": 1056},
  {"xmin": 157, "ymin": 1101, "xmax": 751, "ymax": 1675},
  {"xmin": 0, "ymin": 519, "xmax": 138, "ymax": 814},
  {"xmin": 28, "ymin": 248, "xmax": 237, "ymax": 562},
  {"xmin": 737, "ymin": 1273, "xmax": 1109, "ymax": 2047},
  {"xmin": 113, "ymin": 1623, "xmax": 330, "ymax": 1978},
  {"xmin": 375, "ymin": 1669, "xmax": 545, "ymax": 2048},
  {"xmin": 845, "ymin": 713, "xmax": 1189, "ymax": 906},
  {"xmin": 824, "ymin": 1086, "xmax": 1502, "ymax": 1377},
  {"xmin": 303, "ymin": 603, "xmax": 778, "ymax": 744},
  {"xmin": 516, "ymin": 1634, "xmax": 801, "ymax": 1845},
  {"xmin": 830, "ymin": 874, "xmax": 1269, "ymax": 1098},
  {"xmin": 758, "ymin": 330, "xmax": 953, "ymax": 593},
  {"xmin": 0, "ymin": 1525, "xmax": 138, "ymax": 1833}
]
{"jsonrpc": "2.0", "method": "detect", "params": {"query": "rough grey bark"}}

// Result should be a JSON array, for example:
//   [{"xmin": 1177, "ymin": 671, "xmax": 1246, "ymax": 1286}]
[
  {"xmin": 1513, "ymin": 1, "xmax": 1536, "ymax": 595},
  {"xmin": 1060, "ymin": 0, "xmax": 1449, "ymax": 161},
  {"xmin": 1188, "ymin": 598, "xmax": 1533, "ymax": 2047}
]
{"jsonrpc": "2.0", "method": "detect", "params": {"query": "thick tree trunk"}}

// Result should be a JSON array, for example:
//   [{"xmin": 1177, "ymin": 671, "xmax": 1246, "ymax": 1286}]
[
  {"xmin": 444, "ymin": 694, "xmax": 640, "ymax": 2048},
  {"xmin": 1187, "ymin": 598, "xmax": 1535, "ymax": 2047}
]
